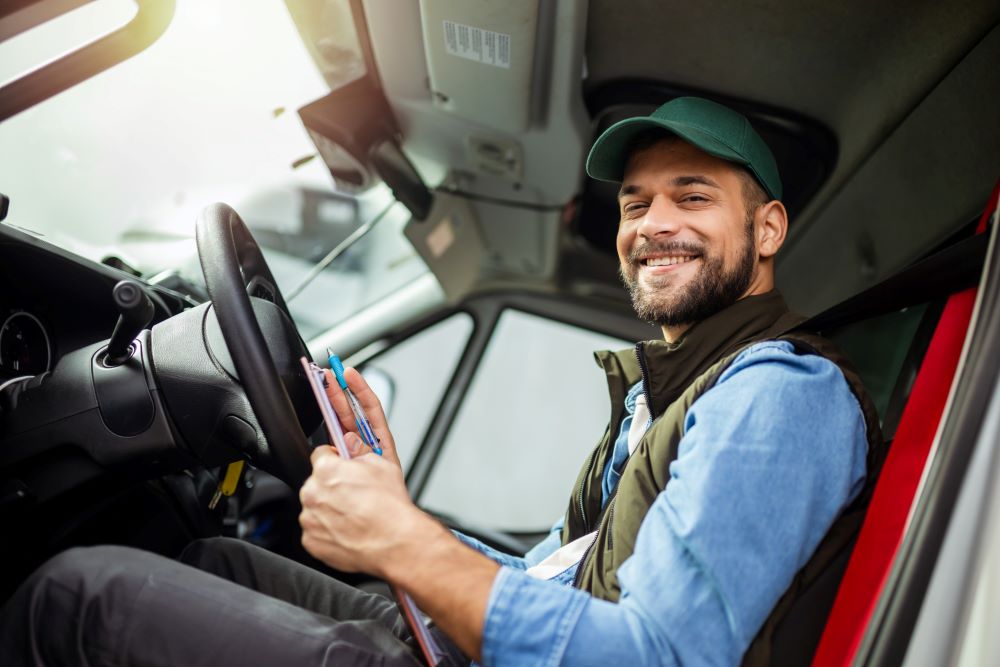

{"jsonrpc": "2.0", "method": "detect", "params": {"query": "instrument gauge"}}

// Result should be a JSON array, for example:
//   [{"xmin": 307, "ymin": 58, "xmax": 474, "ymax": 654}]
[{"xmin": 0, "ymin": 311, "xmax": 53, "ymax": 375}]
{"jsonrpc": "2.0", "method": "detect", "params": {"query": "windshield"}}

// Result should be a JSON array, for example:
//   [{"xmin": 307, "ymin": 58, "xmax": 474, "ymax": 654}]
[{"xmin": 0, "ymin": 0, "xmax": 434, "ymax": 339}]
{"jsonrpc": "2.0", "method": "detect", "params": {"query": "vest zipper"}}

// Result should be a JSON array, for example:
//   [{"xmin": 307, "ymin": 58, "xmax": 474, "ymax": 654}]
[
  {"xmin": 576, "ymin": 446, "xmax": 599, "ymax": 532},
  {"xmin": 573, "ymin": 530, "xmax": 598, "ymax": 587},
  {"xmin": 635, "ymin": 341, "xmax": 653, "ymax": 418},
  {"xmin": 574, "ymin": 493, "xmax": 618, "ymax": 588},
  {"xmin": 575, "ymin": 346, "xmax": 645, "ymax": 589}
]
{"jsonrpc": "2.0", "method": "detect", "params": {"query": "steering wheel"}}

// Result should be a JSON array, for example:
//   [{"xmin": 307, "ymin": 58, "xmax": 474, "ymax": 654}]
[{"xmin": 194, "ymin": 203, "xmax": 313, "ymax": 486}]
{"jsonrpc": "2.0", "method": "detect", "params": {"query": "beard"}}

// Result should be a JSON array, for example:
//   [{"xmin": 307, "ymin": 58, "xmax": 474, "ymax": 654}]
[{"xmin": 620, "ymin": 221, "xmax": 757, "ymax": 328}]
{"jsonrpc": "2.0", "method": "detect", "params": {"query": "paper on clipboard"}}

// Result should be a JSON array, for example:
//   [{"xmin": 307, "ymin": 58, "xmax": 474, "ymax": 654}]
[
  {"xmin": 301, "ymin": 358, "xmax": 349, "ymax": 457},
  {"xmin": 299, "ymin": 358, "xmax": 448, "ymax": 666}
]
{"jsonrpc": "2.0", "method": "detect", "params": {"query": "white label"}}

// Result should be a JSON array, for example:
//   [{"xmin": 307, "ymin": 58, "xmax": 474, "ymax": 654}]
[
  {"xmin": 426, "ymin": 217, "xmax": 455, "ymax": 258},
  {"xmin": 442, "ymin": 20, "xmax": 510, "ymax": 68}
]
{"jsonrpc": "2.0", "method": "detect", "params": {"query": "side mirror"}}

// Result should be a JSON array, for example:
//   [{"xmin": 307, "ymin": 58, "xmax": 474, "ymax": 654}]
[{"xmin": 360, "ymin": 366, "xmax": 396, "ymax": 419}]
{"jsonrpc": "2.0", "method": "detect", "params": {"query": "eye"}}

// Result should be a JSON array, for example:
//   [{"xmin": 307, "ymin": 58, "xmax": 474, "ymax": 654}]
[
  {"xmin": 622, "ymin": 201, "xmax": 648, "ymax": 216},
  {"xmin": 678, "ymin": 192, "xmax": 717, "ymax": 208}
]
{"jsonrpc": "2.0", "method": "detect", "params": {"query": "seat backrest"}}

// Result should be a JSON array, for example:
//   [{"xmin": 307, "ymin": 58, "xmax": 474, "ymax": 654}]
[{"xmin": 810, "ymin": 180, "xmax": 999, "ymax": 667}]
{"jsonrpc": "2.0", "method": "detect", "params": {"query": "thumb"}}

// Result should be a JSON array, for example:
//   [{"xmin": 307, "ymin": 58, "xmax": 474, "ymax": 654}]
[{"xmin": 343, "ymin": 432, "xmax": 366, "ymax": 458}]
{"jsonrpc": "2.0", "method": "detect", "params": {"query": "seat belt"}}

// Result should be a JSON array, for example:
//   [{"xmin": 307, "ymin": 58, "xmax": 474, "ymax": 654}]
[{"xmin": 810, "ymin": 180, "xmax": 1000, "ymax": 667}]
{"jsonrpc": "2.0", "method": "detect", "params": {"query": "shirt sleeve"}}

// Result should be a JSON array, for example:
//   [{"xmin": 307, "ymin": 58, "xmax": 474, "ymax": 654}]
[
  {"xmin": 524, "ymin": 518, "xmax": 565, "ymax": 567},
  {"xmin": 451, "ymin": 531, "xmax": 529, "ymax": 570},
  {"xmin": 480, "ymin": 341, "xmax": 869, "ymax": 666},
  {"xmin": 453, "ymin": 517, "xmax": 565, "ymax": 570}
]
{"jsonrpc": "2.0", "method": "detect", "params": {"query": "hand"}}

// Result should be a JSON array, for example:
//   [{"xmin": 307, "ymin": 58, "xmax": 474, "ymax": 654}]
[
  {"xmin": 324, "ymin": 367, "xmax": 403, "ymax": 469},
  {"xmin": 299, "ymin": 435, "xmax": 439, "ymax": 575},
  {"xmin": 301, "ymin": 437, "xmax": 498, "ymax": 662}
]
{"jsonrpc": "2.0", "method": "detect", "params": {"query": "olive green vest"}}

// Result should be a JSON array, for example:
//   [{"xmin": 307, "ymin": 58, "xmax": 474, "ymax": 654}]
[{"xmin": 561, "ymin": 291, "xmax": 884, "ymax": 665}]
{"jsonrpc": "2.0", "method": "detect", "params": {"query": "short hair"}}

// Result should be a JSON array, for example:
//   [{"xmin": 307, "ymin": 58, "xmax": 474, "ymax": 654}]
[{"xmin": 624, "ymin": 128, "xmax": 770, "ymax": 219}]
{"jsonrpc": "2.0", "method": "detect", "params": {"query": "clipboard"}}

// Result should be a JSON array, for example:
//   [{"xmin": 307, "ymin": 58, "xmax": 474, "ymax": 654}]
[{"xmin": 300, "ymin": 357, "xmax": 447, "ymax": 666}]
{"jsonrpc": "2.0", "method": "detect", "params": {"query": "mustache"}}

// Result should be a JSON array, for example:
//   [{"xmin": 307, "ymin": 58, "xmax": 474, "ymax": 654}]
[{"xmin": 626, "ymin": 240, "xmax": 705, "ymax": 264}]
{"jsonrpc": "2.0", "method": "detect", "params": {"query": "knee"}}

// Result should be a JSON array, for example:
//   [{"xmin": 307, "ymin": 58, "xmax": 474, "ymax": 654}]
[
  {"xmin": 35, "ymin": 545, "xmax": 140, "ymax": 587},
  {"xmin": 179, "ymin": 536, "xmax": 250, "ymax": 570},
  {"xmin": 0, "ymin": 548, "xmax": 110, "ymax": 661},
  {"xmin": 2, "ymin": 546, "xmax": 167, "ymax": 664},
  {"xmin": 12, "ymin": 545, "xmax": 154, "ymax": 618},
  {"xmin": 15, "ymin": 546, "xmax": 89, "ymax": 598}
]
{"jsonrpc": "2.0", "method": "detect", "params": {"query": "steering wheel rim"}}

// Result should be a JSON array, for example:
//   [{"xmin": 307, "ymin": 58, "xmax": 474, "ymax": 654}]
[{"xmin": 195, "ymin": 202, "xmax": 311, "ymax": 486}]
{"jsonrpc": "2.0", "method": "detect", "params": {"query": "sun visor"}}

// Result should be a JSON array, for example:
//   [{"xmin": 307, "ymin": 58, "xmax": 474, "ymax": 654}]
[{"xmin": 419, "ymin": 0, "xmax": 540, "ymax": 134}]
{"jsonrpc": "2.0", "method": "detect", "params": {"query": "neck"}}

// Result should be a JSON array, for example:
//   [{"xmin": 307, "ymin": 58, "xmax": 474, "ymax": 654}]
[
  {"xmin": 660, "ymin": 274, "xmax": 777, "ymax": 343},
  {"xmin": 659, "ymin": 283, "xmax": 781, "ymax": 344},
  {"xmin": 660, "ymin": 322, "xmax": 691, "ymax": 343}
]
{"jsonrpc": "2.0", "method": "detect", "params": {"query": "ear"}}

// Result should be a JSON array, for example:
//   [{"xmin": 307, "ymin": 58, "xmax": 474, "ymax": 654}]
[{"xmin": 756, "ymin": 200, "xmax": 788, "ymax": 259}]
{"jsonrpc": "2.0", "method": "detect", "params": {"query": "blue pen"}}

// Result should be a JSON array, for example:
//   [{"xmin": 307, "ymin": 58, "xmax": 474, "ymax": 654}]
[{"xmin": 327, "ymin": 349, "xmax": 382, "ymax": 456}]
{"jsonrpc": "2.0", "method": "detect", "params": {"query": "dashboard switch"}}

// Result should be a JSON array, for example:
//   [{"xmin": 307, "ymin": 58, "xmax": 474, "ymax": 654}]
[{"xmin": 105, "ymin": 280, "xmax": 154, "ymax": 367}]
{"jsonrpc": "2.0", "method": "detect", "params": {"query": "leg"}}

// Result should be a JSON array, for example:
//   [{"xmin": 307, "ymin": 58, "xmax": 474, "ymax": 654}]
[
  {"xmin": 0, "ymin": 545, "xmax": 439, "ymax": 666},
  {"xmin": 180, "ymin": 537, "xmax": 409, "ymax": 637},
  {"xmin": 179, "ymin": 538, "xmax": 468, "ymax": 665}
]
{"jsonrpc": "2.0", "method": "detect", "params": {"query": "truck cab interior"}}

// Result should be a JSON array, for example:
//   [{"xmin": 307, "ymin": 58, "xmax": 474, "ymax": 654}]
[{"xmin": 1, "ymin": 1, "xmax": 999, "ymax": 664}]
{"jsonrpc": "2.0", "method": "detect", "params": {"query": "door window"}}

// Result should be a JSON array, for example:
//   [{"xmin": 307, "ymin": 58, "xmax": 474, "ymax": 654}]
[
  {"xmin": 419, "ymin": 309, "xmax": 631, "ymax": 532},
  {"xmin": 361, "ymin": 313, "xmax": 473, "ymax": 471}
]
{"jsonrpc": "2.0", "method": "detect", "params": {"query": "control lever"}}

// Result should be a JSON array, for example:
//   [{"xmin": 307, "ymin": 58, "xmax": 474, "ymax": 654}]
[{"xmin": 105, "ymin": 280, "xmax": 154, "ymax": 367}]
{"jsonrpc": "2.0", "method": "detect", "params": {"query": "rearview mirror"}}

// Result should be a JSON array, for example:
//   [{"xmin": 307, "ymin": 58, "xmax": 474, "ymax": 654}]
[{"xmin": 298, "ymin": 77, "xmax": 433, "ymax": 221}]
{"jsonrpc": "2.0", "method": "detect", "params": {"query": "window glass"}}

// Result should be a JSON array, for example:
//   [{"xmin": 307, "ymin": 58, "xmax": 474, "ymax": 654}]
[
  {"xmin": 285, "ymin": 0, "xmax": 367, "ymax": 91},
  {"xmin": 361, "ymin": 313, "xmax": 474, "ymax": 471},
  {"xmin": 0, "ymin": 1, "xmax": 426, "ymax": 340},
  {"xmin": 419, "ymin": 310, "xmax": 631, "ymax": 532},
  {"xmin": 0, "ymin": 0, "xmax": 136, "ymax": 85},
  {"xmin": 829, "ymin": 303, "xmax": 928, "ymax": 425},
  {"xmin": 269, "ymin": 194, "xmax": 429, "ymax": 339}
]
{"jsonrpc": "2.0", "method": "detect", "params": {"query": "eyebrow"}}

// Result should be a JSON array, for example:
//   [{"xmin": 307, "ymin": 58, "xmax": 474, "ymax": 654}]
[{"xmin": 618, "ymin": 174, "xmax": 723, "ymax": 199}]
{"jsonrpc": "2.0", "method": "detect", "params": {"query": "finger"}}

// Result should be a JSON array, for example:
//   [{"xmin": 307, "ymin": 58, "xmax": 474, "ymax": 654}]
[
  {"xmin": 323, "ymin": 370, "xmax": 360, "ymax": 435},
  {"xmin": 342, "ymin": 367, "xmax": 402, "ymax": 463},
  {"xmin": 342, "ymin": 367, "xmax": 389, "ymax": 429},
  {"xmin": 299, "ymin": 480, "xmax": 314, "ymax": 507},
  {"xmin": 308, "ymin": 447, "xmax": 343, "ymax": 484},
  {"xmin": 344, "ymin": 431, "xmax": 367, "ymax": 458},
  {"xmin": 299, "ymin": 507, "xmax": 330, "ymax": 532},
  {"xmin": 299, "ymin": 473, "xmax": 328, "ymax": 509},
  {"xmin": 300, "ymin": 529, "xmax": 329, "ymax": 562},
  {"xmin": 310, "ymin": 444, "xmax": 338, "ymax": 466}
]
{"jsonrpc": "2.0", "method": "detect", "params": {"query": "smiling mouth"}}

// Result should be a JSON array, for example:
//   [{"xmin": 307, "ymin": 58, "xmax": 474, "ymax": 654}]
[{"xmin": 642, "ymin": 255, "xmax": 700, "ymax": 267}]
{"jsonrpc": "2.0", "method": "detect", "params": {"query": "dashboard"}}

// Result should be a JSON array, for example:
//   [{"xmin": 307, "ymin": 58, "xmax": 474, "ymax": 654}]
[
  {"xmin": 0, "ymin": 309, "xmax": 51, "ymax": 378},
  {"xmin": 0, "ymin": 226, "xmax": 187, "ymax": 388},
  {"xmin": 0, "ymin": 222, "xmax": 210, "ymax": 601}
]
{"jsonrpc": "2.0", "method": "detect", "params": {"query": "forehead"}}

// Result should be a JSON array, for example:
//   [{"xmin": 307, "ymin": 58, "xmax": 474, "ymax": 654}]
[{"xmin": 622, "ymin": 137, "xmax": 742, "ymax": 187}]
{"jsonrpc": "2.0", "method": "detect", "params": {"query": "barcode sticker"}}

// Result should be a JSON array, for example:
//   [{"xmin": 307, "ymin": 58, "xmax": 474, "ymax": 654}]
[{"xmin": 443, "ymin": 20, "xmax": 510, "ymax": 68}]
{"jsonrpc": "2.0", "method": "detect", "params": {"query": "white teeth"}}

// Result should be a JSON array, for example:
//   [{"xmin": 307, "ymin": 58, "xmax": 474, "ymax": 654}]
[{"xmin": 646, "ymin": 256, "xmax": 696, "ymax": 267}]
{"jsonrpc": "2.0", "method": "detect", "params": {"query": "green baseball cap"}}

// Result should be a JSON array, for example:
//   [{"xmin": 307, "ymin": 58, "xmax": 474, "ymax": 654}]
[{"xmin": 585, "ymin": 96, "xmax": 782, "ymax": 201}]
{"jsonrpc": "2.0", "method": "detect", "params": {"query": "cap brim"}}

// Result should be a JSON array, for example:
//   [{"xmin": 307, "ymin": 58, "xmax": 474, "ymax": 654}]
[{"xmin": 585, "ymin": 117, "xmax": 749, "ymax": 182}]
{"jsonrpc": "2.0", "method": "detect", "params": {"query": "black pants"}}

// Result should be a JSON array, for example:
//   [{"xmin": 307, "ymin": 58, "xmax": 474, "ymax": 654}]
[{"xmin": 0, "ymin": 538, "xmax": 469, "ymax": 666}]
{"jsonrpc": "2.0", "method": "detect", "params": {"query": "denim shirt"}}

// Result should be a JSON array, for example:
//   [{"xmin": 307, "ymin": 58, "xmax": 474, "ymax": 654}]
[{"xmin": 456, "ymin": 341, "xmax": 868, "ymax": 666}]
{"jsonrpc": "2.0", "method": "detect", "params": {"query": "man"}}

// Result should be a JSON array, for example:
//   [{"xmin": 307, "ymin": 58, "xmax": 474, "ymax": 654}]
[{"xmin": 0, "ymin": 97, "xmax": 880, "ymax": 666}]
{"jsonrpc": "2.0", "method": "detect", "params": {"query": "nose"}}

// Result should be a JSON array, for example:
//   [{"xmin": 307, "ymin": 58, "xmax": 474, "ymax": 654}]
[{"xmin": 636, "ymin": 195, "xmax": 680, "ymax": 240}]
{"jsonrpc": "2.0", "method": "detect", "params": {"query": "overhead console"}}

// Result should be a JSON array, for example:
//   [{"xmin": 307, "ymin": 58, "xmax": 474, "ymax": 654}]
[
  {"xmin": 418, "ymin": 0, "xmax": 541, "ymax": 134},
  {"xmin": 286, "ymin": 0, "xmax": 591, "ymax": 288}
]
